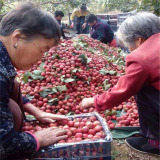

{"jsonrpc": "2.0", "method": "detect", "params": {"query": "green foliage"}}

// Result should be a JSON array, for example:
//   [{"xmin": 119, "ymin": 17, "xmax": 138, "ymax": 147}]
[
  {"xmin": 0, "ymin": 0, "xmax": 159, "ymax": 20},
  {"xmin": 138, "ymin": 0, "xmax": 160, "ymax": 16}
]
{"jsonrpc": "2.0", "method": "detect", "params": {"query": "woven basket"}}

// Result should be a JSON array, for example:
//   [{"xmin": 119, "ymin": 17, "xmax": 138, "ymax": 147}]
[{"xmin": 127, "ymin": 145, "xmax": 160, "ymax": 160}]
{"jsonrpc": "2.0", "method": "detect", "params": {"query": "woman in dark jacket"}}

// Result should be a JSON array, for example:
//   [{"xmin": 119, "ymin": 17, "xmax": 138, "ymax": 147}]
[{"xmin": 0, "ymin": 2, "xmax": 68, "ymax": 160}]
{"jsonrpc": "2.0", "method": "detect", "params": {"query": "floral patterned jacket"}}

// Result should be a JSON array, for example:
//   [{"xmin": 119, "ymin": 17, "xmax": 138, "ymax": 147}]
[{"xmin": 0, "ymin": 41, "xmax": 37, "ymax": 160}]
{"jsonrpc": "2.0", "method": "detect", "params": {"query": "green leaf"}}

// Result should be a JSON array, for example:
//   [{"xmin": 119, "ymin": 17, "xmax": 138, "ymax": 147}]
[
  {"xmin": 26, "ymin": 95, "xmax": 34, "ymax": 100},
  {"xmin": 104, "ymin": 84, "xmax": 111, "ymax": 90},
  {"xmin": 40, "ymin": 62, "xmax": 45, "ymax": 70},
  {"xmin": 52, "ymin": 87, "xmax": 58, "ymax": 93},
  {"xmin": 72, "ymin": 69, "xmax": 82, "ymax": 73},
  {"xmin": 26, "ymin": 115, "xmax": 36, "ymax": 121},
  {"xmin": 40, "ymin": 88, "xmax": 54, "ymax": 98},
  {"xmin": 61, "ymin": 76, "xmax": 75, "ymax": 83},
  {"xmin": 108, "ymin": 70, "xmax": 117, "ymax": 75},
  {"xmin": 44, "ymin": 52, "xmax": 49, "ymax": 57},
  {"xmin": 48, "ymin": 98, "xmax": 58, "ymax": 103},
  {"xmin": 30, "ymin": 74, "xmax": 44, "ymax": 80},
  {"xmin": 22, "ymin": 72, "xmax": 32, "ymax": 83},
  {"xmin": 99, "ymin": 69, "xmax": 117, "ymax": 75},
  {"xmin": 32, "ymin": 70, "xmax": 42, "ymax": 75},
  {"xmin": 78, "ymin": 54, "xmax": 92, "ymax": 65},
  {"xmin": 111, "ymin": 127, "xmax": 140, "ymax": 139},
  {"xmin": 56, "ymin": 85, "xmax": 67, "ymax": 93},
  {"xmin": 61, "ymin": 43, "xmax": 67, "ymax": 46},
  {"xmin": 99, "ymin": 69, "xmax": 108, "ymax": 75},
  {"xmin": 66, "ymin": 111, "xmax": 75, "ymax": 116},
  {"xmin": 65, "ymin": 95, "xmax": 70, "ymax": 100},
  {"xmin": 48, "ymin": 98, "xmax": 58, "ymax": 105}
]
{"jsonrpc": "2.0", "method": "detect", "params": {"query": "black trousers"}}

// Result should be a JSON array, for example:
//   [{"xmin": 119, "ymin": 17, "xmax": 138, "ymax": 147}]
[
  {"xmin": 75, "ymin": 16, "xmax": 89, "ymax": 34},
  {"xmin": 135, "ymin": 85, "xmax": 160, "ymax": 141}
]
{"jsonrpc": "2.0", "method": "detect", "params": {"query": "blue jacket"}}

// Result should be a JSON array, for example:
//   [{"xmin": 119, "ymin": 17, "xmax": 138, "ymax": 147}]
[{"xmin": 90, "ymin": 19, "xmax": 114, "ymax": 44}]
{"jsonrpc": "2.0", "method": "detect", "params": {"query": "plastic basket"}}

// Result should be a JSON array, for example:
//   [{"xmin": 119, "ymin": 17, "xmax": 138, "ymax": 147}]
[{"xmin": 31, "ymin": 112, "xmax": 112, "ymax": 160}]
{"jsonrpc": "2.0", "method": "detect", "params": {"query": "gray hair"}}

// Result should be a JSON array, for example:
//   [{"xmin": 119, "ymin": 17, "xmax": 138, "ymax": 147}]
[{"xmin": 117, "ymin": 12, "xmax": 160, "ymax": 47}]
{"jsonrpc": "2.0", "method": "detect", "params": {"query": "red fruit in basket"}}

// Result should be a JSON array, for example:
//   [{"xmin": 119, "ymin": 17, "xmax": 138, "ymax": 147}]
[
  {"xmin": 68, "ymin": 121, "xmax": 74, "ymax": 127},
  {"xmin": 88, "ymin": 129, "xmax": 96, "ymax": 135},
  {"xmin": 70, "ymin": 127, "xmax": 77, "ymax": 134},
  {"xmin": 95, "ymin": 125, "xmax": 102, "ymax": 132},
  {"xmin": 96, "ymin": 132, "xmax": 105, "ymax": 138},
  {"xmin": 77, "ymin": 128, "xmax": 82, "ymax": 133},
  {"xmin": 59, "ymin": 140, "xmax": 65, "ymax": 143},
  {"xmin": 74, "ymin": 122, "xmax": 80, "ymax": 128},
  {"xmin": 80, "ymin": 122, "xmax": 85, "ymax": 127},
  {"xmin": 83, "ymin": 133, "xmax": 88, "ymax": 138},
  {"xmin": 63, "ymin": 125, "xmax": 69, "ymax": 129},
  {"xmin": 66, "ymin": 139, "xmax": 73, "ymax": 143},
  {"xmin": 75, "ymin": 133, "xmax": 82, "ymax": 138},
  {"xmin": 75, "ymin": 138, "xmax": 82, "ymax": 142},
  {"xmin": 82, "ymin": 126, "xmax": 89, "ymax": 133},
  {"xmin": 67, "ymin": 131, "xmax": 72, "ymax": 137},
  {"xmin": 109, "ymin": 123, "xmax": 115, "ymax": 129},
  {"xmin": 93, "ymin": 121, "xmax": 100, "ymax": 127},
  {"xmin": 86, "ymin": 121, "xmax": 93, "ymax": 129},
  {"xmin": 82, "ymin": 118, "xmax": 88, "ymax": 123},
  {"xmin": 90, "ymin": 116, "xmax": 97, "ymax": 122},
  {"xmin": 87, "ymin": 134, "xmax": 93, "ymax": 139}
]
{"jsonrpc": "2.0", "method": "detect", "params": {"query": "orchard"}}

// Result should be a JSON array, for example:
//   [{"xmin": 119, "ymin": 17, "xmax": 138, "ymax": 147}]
[{"xmin": 17, "ymin": 35, "xmax": 139, "ymax": 138}]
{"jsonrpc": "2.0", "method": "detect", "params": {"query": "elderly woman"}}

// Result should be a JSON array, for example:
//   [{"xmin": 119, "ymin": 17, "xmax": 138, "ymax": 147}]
[
  {"xmin": 80, "ymin": 12, "xmax": 160, "ymax": 155},
  {"xmin": 0, "ymin": 2, "xmax": 68, "ymax": 160}
]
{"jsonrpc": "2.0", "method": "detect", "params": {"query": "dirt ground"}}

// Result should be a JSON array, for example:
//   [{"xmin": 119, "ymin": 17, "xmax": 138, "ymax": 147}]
[
  {"xmin": 111, "ymin": 140, "xmax": 160, "ymax": 160},
  {"xmin": 111, "ymin": 140, "xmax": 129, "ymax": 160}
]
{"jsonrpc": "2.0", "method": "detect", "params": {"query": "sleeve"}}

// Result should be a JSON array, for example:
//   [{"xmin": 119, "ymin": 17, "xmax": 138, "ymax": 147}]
[
  {"xmin": 0, "ymin": 80, "xmax": 39, "ymax": 159},
  {"xmin": 94, "ymin": 58, "xmax": 148, "ymax": 111},
  {"xmin": 91, "ymin": 24, "xmax": 105, "ymax": 41},
  {"xmin": 70, "ymin": 11, "xmax": 77, "ymax": 21},
  {"xmin": 22, "ymin": 96, "xmax": 30, "ymax": 104}
]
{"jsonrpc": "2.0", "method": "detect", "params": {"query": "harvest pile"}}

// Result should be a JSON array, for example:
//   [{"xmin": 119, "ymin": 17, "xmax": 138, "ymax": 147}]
[{"xmin": 17, "ymin": 35, "xmax": 139, "ymax": 133}]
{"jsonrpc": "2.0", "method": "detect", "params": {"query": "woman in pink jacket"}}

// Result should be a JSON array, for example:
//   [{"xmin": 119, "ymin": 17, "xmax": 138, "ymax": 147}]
[{"xmin": 80, "ymin": 12, "xmax": 160, "ymax": 155}]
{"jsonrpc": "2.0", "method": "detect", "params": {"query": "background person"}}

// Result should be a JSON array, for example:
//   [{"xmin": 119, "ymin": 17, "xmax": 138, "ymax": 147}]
[
  {"xmin": 54, "ymin": 10, "xmax": 70, "ymax": 39},
  {"xmin": 86, "ymin": 14, "xmax": 114, "ymax": 45},
  {"xmin": 70, "ymin": 4, "xmax": 90, "ymax": 34},
  {"xmin": 0, "ymin": 2, "xmax": 68, "ymax": 160},
  {"xmin": 80, "ymin": 12, "xmax": 160, "ymax": 155}
]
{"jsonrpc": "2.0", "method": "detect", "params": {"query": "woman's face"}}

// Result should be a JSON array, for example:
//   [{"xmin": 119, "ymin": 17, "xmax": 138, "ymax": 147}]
[{"xmin": 12, "ymin": 36, "xmax": 56, "ymax": 70}]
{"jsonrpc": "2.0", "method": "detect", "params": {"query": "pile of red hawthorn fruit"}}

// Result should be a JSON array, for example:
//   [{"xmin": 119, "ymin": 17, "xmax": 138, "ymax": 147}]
[{"xmin": 18, "ymin": 35, "xmax": 139, "ymax": 137}]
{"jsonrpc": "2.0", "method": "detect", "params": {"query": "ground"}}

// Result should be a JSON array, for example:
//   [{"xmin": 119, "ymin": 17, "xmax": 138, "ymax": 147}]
[
  {"xmin": 111, "ymin": 140, "xmax": 160, "ymax": 160},
  {"xmin": 111, "ymin": 140, "xmax": 129, "ymax": 160}
]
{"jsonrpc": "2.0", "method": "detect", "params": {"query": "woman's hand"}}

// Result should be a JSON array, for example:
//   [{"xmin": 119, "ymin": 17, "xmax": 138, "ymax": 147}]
[
  {"xmin": 79, "ymin": 97, "xmax": 94, "ymax": 109},
  {"xmin": 34, "ymin": 127, "xmax": 67, "ymax": 147},
  {"xmin": 35, "ymin": 111, "xmax": 68, "ymax": 123},
  {"xmin": 82, "ymin": 23, "xmax": 86, "ymax": 29}
]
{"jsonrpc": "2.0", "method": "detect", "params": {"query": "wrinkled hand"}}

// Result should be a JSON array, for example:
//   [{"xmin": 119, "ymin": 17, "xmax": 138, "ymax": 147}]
[
  {"xmin": 79, "ymin": 97, "xmax": 94, "ymax": 109},
  {"xmin": 35, "ymin": 111, "xmax": 68, "ymax": 123},
  {"xmin": 70, "ymin": 22, "xmax": 74, "ymax": 28},
  {"xmin": 35, "ymin": 127, "xmax": 67, "ymax": 147},
  {"xmin": 82, "ymin": 23, "xmax": 86, "ymax": 29}
]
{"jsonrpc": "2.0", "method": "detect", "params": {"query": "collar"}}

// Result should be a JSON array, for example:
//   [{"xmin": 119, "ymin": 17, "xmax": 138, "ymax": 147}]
[{"xmin": 0, "ymin": 41, "xmax": 17, "ymax": 80}]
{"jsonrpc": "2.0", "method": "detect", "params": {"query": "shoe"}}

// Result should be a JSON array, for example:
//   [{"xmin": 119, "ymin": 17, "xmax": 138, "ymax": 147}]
[{"xmin": 125, "ymin": 137, "xmax": 160, "ymax": 156}]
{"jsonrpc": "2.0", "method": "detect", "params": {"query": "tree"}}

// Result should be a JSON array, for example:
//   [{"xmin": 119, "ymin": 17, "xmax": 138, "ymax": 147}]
[{"xmin": 138, "ymin": 0, "xmax": 160, "ymax": 16}]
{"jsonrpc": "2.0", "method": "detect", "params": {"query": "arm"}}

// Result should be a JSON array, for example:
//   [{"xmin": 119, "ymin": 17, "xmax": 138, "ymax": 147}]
[
  {"xmin": 94, "ymin": 59, "xmax": 148, "ymax": 111},
  {"xmin": 70, "ymin": 11, "xmax": 77, "ymax": 21},
  {"xmin": 23, "ymin": 102, "xmax": 68, "ymax": 123}
]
